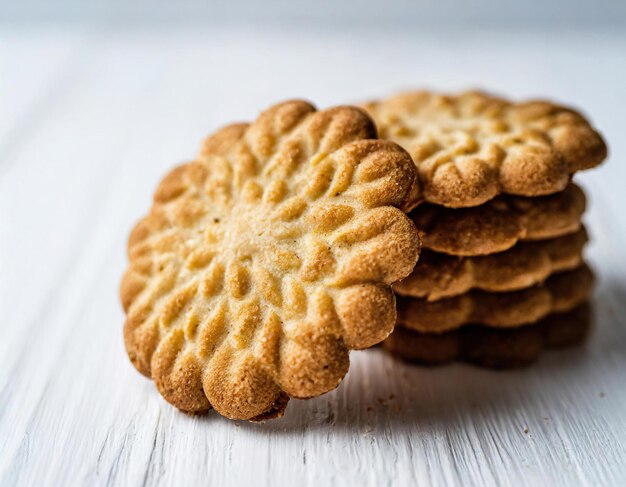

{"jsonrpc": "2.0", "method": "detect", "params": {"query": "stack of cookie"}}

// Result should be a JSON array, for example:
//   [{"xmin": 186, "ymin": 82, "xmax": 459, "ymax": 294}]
[
  {"xmin": 363, "ymin": 91, "xmax": 607, "ymax": 368},
  {"xmin": 120, "ymin": 93, "xmax": 607, "ymax": 422}
]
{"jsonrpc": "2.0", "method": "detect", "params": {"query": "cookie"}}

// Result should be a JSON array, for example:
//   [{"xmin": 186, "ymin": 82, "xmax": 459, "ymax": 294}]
[
  {"xmin": 120, "ymin": 100, "xmax": 420, "ymax": 421},
  {"xmin": 383, "ymin": 303, "xmax": 591, "ymax": 368},
  {"xmin": 397, "ymin": 264, "xmax": 593, "ymax": 333},
  {"xmin": 394, "ymin": 227, "xmax": 588, "ymax": 301},
  {"xmin": 362, "ymin": 91, "xmax": 606, "ymax": 208},
  {"xmin": 414, "ymin": 183, "xmax": 585, "ymax": 256}
]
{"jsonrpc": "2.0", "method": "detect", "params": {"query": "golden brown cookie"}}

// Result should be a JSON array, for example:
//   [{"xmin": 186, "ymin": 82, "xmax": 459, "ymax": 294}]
[
  {"xmin": 397, "ymin": 264, "xmax": 593, "ymax": 333},
  {"xmin": 394, "ymin": 227, "xmax": 588, "ymax": 301},
  {"xmin": 121, "ymin": 100, "xmax": 421, "ymax": 421},
  {"xmin": 414, "ymin": 183, "xmax": 585, "ymax": 256},
  {"xmin": 363, "ymin": 91, "xmax": 606, "ymax": 208},
  {"xmin": 383, "ymin": 303, "xmax": 591, "ymax": 368}
]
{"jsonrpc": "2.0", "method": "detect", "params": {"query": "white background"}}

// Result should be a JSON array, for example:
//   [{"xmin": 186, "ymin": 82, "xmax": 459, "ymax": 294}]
[{"xmin": 1, "ymin": 2, "xmax": 626, "ymax": 486}]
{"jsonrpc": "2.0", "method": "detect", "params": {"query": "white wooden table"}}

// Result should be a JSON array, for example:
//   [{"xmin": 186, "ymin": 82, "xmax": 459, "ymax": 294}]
[{"xmin": 1, "ymin": 25, "xmax": 625, "ymax": 486}]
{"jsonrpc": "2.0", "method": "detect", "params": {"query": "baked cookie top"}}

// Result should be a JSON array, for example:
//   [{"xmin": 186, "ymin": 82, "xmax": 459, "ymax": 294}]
[
  {"xmin": 362, "ymin": 91, "xmax": 606, "ymax": 208},
  {"xmin": 121, "ymin": 100, "xmax": 420, "ymax": 421}
]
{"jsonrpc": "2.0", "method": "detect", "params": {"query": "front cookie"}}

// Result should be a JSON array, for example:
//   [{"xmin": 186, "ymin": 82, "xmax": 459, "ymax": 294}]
[{"xmin": 120, "ymin": 101, "xmax": 420, "ymax": 420}]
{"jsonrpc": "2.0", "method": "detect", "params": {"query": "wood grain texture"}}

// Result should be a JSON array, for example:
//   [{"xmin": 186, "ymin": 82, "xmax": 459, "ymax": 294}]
[{"xmin": 1, "ymin": 25, "xmax": 625, "ymax": 487}]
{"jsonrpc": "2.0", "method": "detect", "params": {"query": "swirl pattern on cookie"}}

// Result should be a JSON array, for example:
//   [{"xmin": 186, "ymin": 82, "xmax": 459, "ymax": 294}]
[{"xmin": 363, "ymin": 91, "xmax": 606, "ymax": 208}]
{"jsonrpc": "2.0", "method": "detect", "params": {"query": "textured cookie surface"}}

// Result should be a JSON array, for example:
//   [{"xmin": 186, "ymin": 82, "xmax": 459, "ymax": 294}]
[
  {"xmin": 397, "ymin": 264, "xmax": 593, "ymax": 333},
  {"xmin": 121, "ymin": 101, "xmax": 420, "ymax": 420},
  {"xmin": 413, "ymin": 183, "xmax": 585, "ymax": 256},
  {"xmin": 363, "ymin": 91, "xmax": 606, "ymax": 208},
  {"xmin": 384, "ymin": 304, "xmax": 591, "ymax": 368},
  {"xmin": 394, "ymin": 227, "xmax": 587, "ymax": 301}
]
